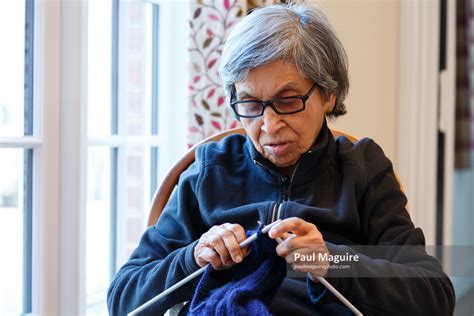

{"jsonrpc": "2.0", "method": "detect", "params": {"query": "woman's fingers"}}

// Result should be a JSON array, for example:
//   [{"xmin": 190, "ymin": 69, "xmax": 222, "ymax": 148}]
[
  {"xmin": 220, "ymin": 223, "xmax": 247, "ymax": 263},
  {"xmin": 275, "ymin": 233, "xmax": 324, "ymax": 257},
  {"xmin": 266, "ymin": 217, "xmax": 329, "ymax": 277},
  {"xmin": 196, "ymin": 247, "xmax": 223, "ymax": 269},
  {"xmin": 213, "ymin": 231, "xmax": 240, "ymax": 264},
  {"xmin": 268, "ymin": 217, "xmax": 321, "ymax": 238},
  {"xmin": 207, "ymin": 233, "xmax": 233, "ymax": 266},
  {"xmin": 194, "ymin": 223, "xmax": 249, "ymax": 269},
  {"xmin": 269, "ymin": 217, "xmax": 324, "ymax": 257}
]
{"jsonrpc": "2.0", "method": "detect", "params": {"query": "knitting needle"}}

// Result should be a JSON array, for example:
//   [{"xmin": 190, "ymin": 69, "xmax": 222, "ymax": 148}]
[
  {"xmin": 272, "ymin": 234, "xmax": 363, "ymax": 316},
  {"xmin": 127, "ymin": 219, "xmax": 282, "ymax": 316},
  {"xmin": 312, "ymin": 274, "xmax": 363, "ymax": 316}
]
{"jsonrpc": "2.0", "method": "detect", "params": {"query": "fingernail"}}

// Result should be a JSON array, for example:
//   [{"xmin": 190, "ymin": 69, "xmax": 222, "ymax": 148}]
[{"xmin": 235, "ymin": 255, "xmax": 242, "ymax": 262}]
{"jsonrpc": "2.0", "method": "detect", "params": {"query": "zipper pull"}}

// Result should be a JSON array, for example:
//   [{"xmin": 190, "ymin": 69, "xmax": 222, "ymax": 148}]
[
  {"xmin": 271, "ymin": 202, "xmax": 285, "ymax": 222},
  {"xmin": 271, "ymin": 203, "xmax": 278, "ymax": 222}
]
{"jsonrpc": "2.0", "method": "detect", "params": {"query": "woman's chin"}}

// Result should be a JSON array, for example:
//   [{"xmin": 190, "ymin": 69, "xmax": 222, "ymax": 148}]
[{"xmin": 266, "ymin": 154, "xmax": 300, "ymax": 169}]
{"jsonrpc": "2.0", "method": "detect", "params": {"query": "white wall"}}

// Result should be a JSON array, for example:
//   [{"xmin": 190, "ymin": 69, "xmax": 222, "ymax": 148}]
[
  {"xmin": 315, "ymin": 1, "xmax": 442, "ymax": 245},
  {"xmin": 317, "ymin": 0, "xmax": 400, "ymax": 168}
]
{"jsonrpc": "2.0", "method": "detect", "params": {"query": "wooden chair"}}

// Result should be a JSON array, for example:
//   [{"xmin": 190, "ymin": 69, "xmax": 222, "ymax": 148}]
[{"xmin": 147, "ymin": 127, "xmax": 360, "ymax": 226}]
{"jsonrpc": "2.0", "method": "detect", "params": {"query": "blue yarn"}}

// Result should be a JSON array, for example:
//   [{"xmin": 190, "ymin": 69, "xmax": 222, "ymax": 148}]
[{"xmin": 189, "ymin": 225, "xmax": 287, "ymax": 315}]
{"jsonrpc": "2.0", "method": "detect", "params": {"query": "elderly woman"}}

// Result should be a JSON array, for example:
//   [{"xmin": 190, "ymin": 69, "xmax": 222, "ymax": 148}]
[{"xmin": 108, "ymin": 3, "xmax": 455, "ymax": 315}]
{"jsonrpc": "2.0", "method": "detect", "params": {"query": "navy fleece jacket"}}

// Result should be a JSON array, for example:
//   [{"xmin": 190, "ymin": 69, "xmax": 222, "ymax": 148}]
[{"xmin": 107, "ymin": 122, "xmax": 455, "ymax": 315}]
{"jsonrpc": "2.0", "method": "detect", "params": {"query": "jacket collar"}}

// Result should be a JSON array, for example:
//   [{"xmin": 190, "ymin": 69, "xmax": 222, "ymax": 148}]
[{"xmin": 245, "ymin": 119, "xmax": 337, "ymax": 186}]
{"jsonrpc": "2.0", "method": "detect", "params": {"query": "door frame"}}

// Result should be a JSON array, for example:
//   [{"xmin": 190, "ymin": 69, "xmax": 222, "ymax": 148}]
[{"xmin": 397, "ymin": 0, "xmax": 455, "ymax": 246}]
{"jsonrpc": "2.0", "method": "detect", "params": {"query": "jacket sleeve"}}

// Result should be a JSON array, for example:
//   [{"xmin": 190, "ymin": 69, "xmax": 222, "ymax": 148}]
[
  {"xmin": 308, "ymin": 139, "xmax": 455, "ymax": 316},
  {"xmin": 107, "ymin": 161, "xmax": 205, "ymax": 315}
]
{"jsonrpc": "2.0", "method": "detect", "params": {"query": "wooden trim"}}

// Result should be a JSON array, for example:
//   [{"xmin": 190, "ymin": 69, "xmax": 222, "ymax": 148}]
[{"xmin": 330, "ymin": 128, "xmax": 358, "ymax": 143}]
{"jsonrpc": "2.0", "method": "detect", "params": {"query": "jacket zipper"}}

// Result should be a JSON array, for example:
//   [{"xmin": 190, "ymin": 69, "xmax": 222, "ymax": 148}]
[
  {"xmin": 280, "ymin": 159, "xmax": 302, "ymax": 202},
  {"xmin": 253, "ymin": 159, "xmax": 271, "ymax": 172},
  {"xmin": 254, "ymin": 158, "xmax": 303, "ymax": 222},
  {"xmin": 253, "ymin": 160, "xmax": 279, "ymax": 223}
]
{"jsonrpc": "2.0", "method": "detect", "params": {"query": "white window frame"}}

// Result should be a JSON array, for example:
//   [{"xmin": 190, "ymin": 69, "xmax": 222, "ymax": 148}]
[
  {"xmin": 27, "ymin": 0, "xmax": 88, "ymax": 314},
  {"xmin": 0, "ymin": 0, "xmax": 61, "ymax": 314},
  {"xmin": 154, "ymin": 0, "xmax": 189, "ymax": 181},
  {"xmin": 22, "ymin": 0, "xmax": 190, "ymax": 314}
]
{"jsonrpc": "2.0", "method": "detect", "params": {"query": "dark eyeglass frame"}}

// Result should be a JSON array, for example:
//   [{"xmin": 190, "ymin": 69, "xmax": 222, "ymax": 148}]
[{"xmin": 230, "ymin": 82, "xmax": 318, "ymax": 119}]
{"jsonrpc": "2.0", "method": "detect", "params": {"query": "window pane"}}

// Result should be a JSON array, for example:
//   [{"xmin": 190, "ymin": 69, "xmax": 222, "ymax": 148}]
[
  {"xmin": 117, "ymin": 146, "xmax": 151, "ymax": 267},
  {"xmin": 119, "ymin": 1, "xmax": 153, "ymax": 136},
  {"xmin": 0, "ymin": 1, "xmax": 26, "ymax": 137},
  {"xmin": 88, "ymin": 0, "xmax": 112, "ymax": 137},
  {"xmin": 150, "ymin": 146, "xmax": 159, "ymax": 202},
  {"xmin": 0, "ymin": 149, "xmax": 24, "ymax": 314},
  {"xmin": 86, "ymin": 147, "xmax": 111, "ymax": 314}
]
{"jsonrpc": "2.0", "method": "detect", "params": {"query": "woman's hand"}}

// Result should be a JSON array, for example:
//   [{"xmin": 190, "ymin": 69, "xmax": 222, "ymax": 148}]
[
  {"xmin": 194, "ymin": 223, "xmax": 250, "ymax": 270},
  {"xmin": 268, "ymin": 217, "xmax": 330, "ymax": 280}
]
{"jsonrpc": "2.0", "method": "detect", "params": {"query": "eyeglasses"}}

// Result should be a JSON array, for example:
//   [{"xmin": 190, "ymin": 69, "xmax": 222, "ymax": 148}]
[{"xmin": 230, "ymin": 82, "xmax": 318, "ymax": 119}]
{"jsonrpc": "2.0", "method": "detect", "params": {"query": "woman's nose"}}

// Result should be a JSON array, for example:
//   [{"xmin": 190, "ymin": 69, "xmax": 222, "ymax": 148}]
[{"xmin": 260, "ymin": 105, "xmax": 285, "ymax": 135}]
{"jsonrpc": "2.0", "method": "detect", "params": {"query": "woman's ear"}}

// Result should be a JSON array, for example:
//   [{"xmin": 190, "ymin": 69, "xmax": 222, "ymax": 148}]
[{"xmin": 325, "ymin": 93, "xmax": 337, "ymax": 113}]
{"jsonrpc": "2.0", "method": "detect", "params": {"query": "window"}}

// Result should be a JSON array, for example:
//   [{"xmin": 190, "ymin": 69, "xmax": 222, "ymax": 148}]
[
  {"xmin": 86, "ymin": 0, "xmax": 189, "ymax": 312},
  {"xmin": 0, "ymin": 0, "xmax": 34, "ymax": 314},
  {"xmin": 0, "ymin": 0, "xmax": 189, "ymax": 313}
]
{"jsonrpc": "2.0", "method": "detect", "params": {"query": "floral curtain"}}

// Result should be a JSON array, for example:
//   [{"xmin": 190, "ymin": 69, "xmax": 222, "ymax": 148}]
[
  {"xmin": 187, "ymin": 0, "xmax": 243, "ymax": 147},
  {"xmin": 187, "ymin": 0, "xmax": 287, "ymax": 147},
  {"xmin": 455, "ymin": 0, "xmax": 474, "ymax": 168}
]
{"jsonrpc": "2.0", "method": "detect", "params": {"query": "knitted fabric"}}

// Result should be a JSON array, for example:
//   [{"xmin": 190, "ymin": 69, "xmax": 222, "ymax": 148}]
[{"xmin": 188, "ymin": 226, "xmax": 287, "ymax": 315}]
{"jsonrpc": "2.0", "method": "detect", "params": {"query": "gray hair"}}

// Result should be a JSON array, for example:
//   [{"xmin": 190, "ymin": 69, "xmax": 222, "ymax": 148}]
[{"xmin": 219, "ymin": 3, "xmax": 349, "ymax": 118}]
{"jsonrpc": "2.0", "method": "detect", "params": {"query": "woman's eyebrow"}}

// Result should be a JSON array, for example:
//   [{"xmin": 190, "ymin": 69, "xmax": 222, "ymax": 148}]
[{"xmin": 236, "ymin": 91, "xmax": 255, "ymax": 100}]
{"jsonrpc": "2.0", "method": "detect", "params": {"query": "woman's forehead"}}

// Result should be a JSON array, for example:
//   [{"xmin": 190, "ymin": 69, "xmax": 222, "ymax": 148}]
[{"xmin": 235, "ymin": 62, "xmax": 310, "ymax": 98}]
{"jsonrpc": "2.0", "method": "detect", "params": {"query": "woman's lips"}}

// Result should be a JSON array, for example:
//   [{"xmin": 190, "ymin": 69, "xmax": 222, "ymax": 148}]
[{"xmin": 264, "ymin": 142, "xmax": 291, "ymax": 155}]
